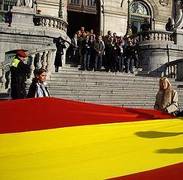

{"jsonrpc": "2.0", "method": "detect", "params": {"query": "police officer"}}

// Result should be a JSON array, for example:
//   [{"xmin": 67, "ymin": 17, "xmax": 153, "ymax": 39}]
[{"xmin": 10, "ymin": 50, "xmax": 30, "ymax": 99}]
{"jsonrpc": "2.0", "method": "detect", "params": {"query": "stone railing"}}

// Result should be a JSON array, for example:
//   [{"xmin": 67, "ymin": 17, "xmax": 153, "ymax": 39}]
[
  {"xmin": 0, "ymin": 47, "xmax": 56, "ymax": 92},
  {"xmin": 137, "ymin": 30, "xmax": 175, "ymax": 43},
  {"xmin": 162, "ymin": 59, "xmax": 183, "ymax": 81},
  {"xmin": 0, "ymin": 10, "xmax": 68, "ymax": 32},
  {"xmin": 33, "ymin": 14, "xmax": 68, "ymax": 32},
  {"xmin": 0, "ymin": 10, "xmax": 6, "ymax": 22},
  {"xmin": 27, "ymin": 47, "xmax": 57, "ymax": 81}
]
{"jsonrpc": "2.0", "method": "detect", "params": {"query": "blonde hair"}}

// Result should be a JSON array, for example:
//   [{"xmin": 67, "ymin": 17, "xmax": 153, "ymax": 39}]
[{"xmin": 159, "ymin": 77, "xmax": 172, "ymax": 91}]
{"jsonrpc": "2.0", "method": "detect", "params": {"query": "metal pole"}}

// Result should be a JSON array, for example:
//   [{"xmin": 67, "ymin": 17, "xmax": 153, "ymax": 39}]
[
  {"xmin": 101, "ymin": 0, "xmax": 104, "ymax": 36},
  {"xmin": 125, "ymin": 0, "xmax": 131, "ymax": 36},
  {"xmin": 127, "ymin": 0, "xmax": 130, "ymax": 27},
  {"xmin": 167, "ymin": 44, "xmax": 170, "ymax": 76},
  {"xmin": 58, "ymin": 0, "xmax": 62, "ymax": 18}
]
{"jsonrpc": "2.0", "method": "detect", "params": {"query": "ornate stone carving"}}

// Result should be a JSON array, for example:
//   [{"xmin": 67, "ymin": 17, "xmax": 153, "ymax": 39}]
[
  {"xmin": 159, "ymin": 0, "xmax": 169, "ymax": 6},
  {"xmin": 174, "ymin": 0, "xmax": 183, "ymax": 28},
  {"xmin": 16, "ymin": 0, "xmax": 33, "ymax": 8}
]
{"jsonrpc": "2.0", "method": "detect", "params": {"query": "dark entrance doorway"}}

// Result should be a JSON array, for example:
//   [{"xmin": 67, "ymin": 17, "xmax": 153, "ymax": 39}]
[{"xmin": 67, "ymin": 11, "xmax": 100, "ymax": 38}]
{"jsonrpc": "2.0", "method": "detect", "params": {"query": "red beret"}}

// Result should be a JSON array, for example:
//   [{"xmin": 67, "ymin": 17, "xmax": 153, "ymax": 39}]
[{"xmin": 16, "ymin": 50, "xmax": 27, "ymax": 58}]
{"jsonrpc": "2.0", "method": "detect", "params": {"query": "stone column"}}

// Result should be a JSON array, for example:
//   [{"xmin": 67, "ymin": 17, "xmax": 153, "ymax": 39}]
[
  {"xmin": 62, "ymin": 49, "xmax": 66, "ymax": 66},
  {"xmin": 46, "ymin": 50, "xmax": 52, "ymax": 71},
  {"xmin": 42, "ymin": 51, "xmax": 48, "ymax": 69},
  {"xmin": 0, "ymin": 62, "xmax": 4, "ymax": 90},
  {"xmin": 100, "ymin": 1, "xmax": 104, "ymax": 35},
  {"xmin": 36, "ymin": 52, "xmax": 43, "ymax": 69},
  {"xmin": 44, "ymin": 49, "xmax": 56, "ymax": 73},
  {"xmin": 51, "ymin": 49, "xmax": 56, "ymax": 72},
  {"xmin": 0, "ymin": 52, "xmax": 6, "ymax": 92},
  {"xmin": 46, "ymin": 50, "xmax": 54, "ymax": 77},
  {"xmin": 29, "ymin": 54, "xmax": 36, "ymax": 80}
]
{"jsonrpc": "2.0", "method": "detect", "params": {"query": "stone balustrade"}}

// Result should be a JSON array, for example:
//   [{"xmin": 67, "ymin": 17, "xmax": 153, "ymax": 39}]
[
  {"xmin": 137, "ymin": 30, "xmax": 175, "ymax": 43},
  {"xmin": 27, "ymin": 48, "xmax": 57, "ymax": 82},
  {"xmin": 162, "ymin": 59, "xmax": 183, "ymax": 81},
  {"xmin": 0, "ymin": 9, "xmax": 68, "ymax": 32},
  {"xmin": 33, "ymin": 14, "xmax": 68, "ymax": 32},
  {"xmin": 0, "ymin": 48, "xmax": 56, "ymax": 92}
]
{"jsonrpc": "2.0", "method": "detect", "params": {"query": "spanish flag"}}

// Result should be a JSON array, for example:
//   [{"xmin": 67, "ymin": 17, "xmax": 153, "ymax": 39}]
[{"xmin": 0, "ymin": 98, "xmax": 183, "ymax": 180}]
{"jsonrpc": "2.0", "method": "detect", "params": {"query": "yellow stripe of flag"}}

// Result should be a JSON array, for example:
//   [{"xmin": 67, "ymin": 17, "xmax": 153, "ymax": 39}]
[{"xmin": 0, "ymin": 118, "xmax": 183, "ymax": 180}]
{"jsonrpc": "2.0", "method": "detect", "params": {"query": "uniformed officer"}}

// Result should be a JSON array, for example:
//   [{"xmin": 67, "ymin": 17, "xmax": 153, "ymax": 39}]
[{"xmin": 10, "ymin": 50, "xmax": 30, "ymax": 99}]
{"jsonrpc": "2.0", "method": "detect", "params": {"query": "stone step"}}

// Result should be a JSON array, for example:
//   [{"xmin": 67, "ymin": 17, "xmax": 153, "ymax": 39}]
[
  {"xmin": 48, "ymin": 84, "xmax": 159, "ymax": 91},
  {"xmin": 48, "ymin": 78, "xmax": 160, "ymax": 84},
  {"xmin": 49, "ymin": 87, "xmax": 183, "ymax": 94},
  {"xmin": 50, "ymin": 73, "xmax": 157, "ymax": 80},
  {"xmin": 49, "ymin": 75, "xmax": 181, "ymax": 86},
  {"xmin": 49, "ymin": 89, "xmax": 157, "ymax": 95},
  {"xmin": 50, "ymin": 93, "xmax": 156, "ymax": 98},
  {"xmin": 52, "ymin": 69, "xmax": 181, "ymax": 82},
  {"xmin": 48, "ymin": 65, "xmax": 183, "ymax": 109},
  {"xmin": 49, "ymin": 88, "xmax": 158, "ymax": 93}
]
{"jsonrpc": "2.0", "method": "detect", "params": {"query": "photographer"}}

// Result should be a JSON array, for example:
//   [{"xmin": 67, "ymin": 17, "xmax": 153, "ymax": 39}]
[{"xmin": 54, "ymin": 36, "xmax": 66, "ymax": 72}]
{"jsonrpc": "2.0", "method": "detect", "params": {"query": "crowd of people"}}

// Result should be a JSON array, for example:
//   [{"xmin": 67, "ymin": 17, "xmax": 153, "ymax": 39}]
[{"xmin": 66, "ymin": 27, "xmax": 140, "ymax": 73}]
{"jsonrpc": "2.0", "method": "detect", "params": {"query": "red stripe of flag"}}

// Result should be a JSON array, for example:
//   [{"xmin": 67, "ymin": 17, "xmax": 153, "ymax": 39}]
[
  {"xmin": 0, "ymin": 97, "xmax": 173, "ymax": 134},
  {"xmin": 109, "ymin": 162, "xmax": 183, "ymax": 180}
]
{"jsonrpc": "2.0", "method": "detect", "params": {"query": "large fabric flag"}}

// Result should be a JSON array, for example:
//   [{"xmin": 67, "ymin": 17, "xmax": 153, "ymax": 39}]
[{"xmin": 0, "ymin": 97, "xmax": 183, "ymax": 180}]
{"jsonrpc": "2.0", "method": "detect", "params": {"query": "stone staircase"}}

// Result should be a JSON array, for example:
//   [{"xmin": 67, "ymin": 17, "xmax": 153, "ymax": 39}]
[{"xmin": 48, "ymin": 66, "xmax": 183, "ymax": 110}]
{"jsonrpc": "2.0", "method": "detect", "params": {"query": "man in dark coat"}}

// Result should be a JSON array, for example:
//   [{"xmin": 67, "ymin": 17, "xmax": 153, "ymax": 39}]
[
  {"xmin": 140, "ymin": 18, "xmax": 151, "ymax": 40},
  {"xmin": 54, "ymin": 37, "xmax": 66, "ymax": 72},
  {"xmin": 10, "ymin": 50, "xmax": 30, "ymax": 99}
]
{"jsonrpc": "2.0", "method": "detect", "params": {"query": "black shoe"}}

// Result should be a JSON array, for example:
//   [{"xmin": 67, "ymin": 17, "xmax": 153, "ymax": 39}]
[{"xmin": 55, "ymin": 67, "xmax": 59, "ymax": 72}]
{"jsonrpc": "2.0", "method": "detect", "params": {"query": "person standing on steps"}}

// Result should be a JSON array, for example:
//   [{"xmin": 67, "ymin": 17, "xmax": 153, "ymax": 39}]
[
  {"xmin": 10, "ymin": 50, "xmax": 30, "ymax": 99},
  {"xmin": 54, "ymin": 36, "xmax": 66, "ymax": 72},
  {"xmin": 94, "ymin": 35, "xmax": 105, "ymax": 71}
]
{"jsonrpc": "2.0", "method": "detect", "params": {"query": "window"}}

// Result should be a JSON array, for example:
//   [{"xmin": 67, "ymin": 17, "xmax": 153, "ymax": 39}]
[
  {"xmin": 130, "ymin": 1, "xmax": 149, "ymax": 15},
  {"xmin": 130, "ymin": 1, "xmax": 151, "ymax": 33},
  {"xmin": 70, "ymin": 0, "xmax": 80, "ymax": 5},
  {"xmin": 0, "ymin": 0, "xmax": 17, "ymax": 11},
  {"xmin": 86, "ymin": 0, "xmax": 96, "ymax": 6}
]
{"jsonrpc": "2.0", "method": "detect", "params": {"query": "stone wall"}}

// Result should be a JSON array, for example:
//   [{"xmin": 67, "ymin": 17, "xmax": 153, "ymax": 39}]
[
  {"xmin": 36, "ymin": 0, "xmax": 173, "ymax": 35},
  {"xmin": 37, "ymin": 0, "xmax": 68, "ymax": 22},
  {"xmin": 138, "ymin": 29, "xmax": 183, "ymax": 77},
  {"xmin": 154, "ymin": 0, "xmax": 173, "ymax": 30},
  {"xmin": 139, "ymin": 43, "xmax": 183, "ymax": 76},
  {"xmin": 98, "ymin": 0, "xmax": 173, "ymax": 35}
]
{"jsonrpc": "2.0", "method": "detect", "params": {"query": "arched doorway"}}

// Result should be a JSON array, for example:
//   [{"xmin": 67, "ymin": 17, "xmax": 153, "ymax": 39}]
[
  {"xmin": 130, "ymin": 1, "xmax": 152, "ymax": 34},
  {"xmin": 67, "ymin": 0, "xmax": 100, "ymax": 38},
  {"xmin": 66, "ymin": 0, "xmax": 101, "ymax": 65}
]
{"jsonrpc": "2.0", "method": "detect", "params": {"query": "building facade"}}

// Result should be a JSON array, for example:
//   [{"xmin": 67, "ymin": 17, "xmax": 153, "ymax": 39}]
[
  {"xmin": 0, "ymin": 0, "xmax": 178, "ymax": 36},
  {"xmin": 66, "ymin": 0, "xmax": 175, "ymax": 37}
]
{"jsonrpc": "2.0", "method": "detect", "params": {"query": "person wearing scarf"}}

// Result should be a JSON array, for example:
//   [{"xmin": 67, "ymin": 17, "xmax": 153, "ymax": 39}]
[
  {"xmin": 154, "ymin": 77, "xmax": 178, "ymax": 115},
  {"xmin": 27, "ymin": 68, "xmax": 50, "ymax": 98}
]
